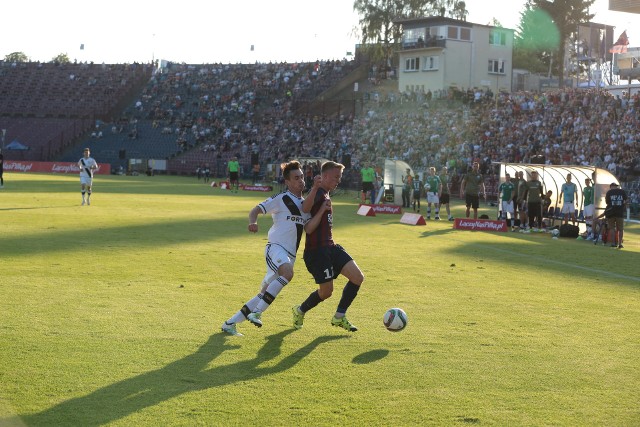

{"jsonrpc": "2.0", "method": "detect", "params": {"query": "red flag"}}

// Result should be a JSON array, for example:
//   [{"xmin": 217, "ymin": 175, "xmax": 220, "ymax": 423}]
[{"xmin": 609, "ymin": 30, "xmax": 629, "ymax": 54}]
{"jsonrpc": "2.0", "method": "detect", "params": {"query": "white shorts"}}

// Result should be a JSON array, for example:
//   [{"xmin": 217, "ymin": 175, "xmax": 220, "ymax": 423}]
[
  {"xmin": 80, "ymin": 176, "xmax": 93, "ymax": 186},
  {"xmin": 584, "ymin": 204, "xmax": 594, "ymax": 217},
  {"xmin": 501, "ymin": 200, "xmax": 514, "ymax": 215},
  {"xmin": 426, "ymin": 192, "xmax": 439, "ymax": 204},
  {"xmin": 561, "ymin": 203, "xmax": 575, "ymax": 214},
  {"xmin": 261, "ymin": 243, "xmax": 295, "ymax": 287}
]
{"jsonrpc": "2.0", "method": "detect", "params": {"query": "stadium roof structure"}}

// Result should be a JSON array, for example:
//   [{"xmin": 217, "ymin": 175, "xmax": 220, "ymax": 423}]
[{"xmin": 609, "ymin": 0, "xmax": 640, "ymax": 14}]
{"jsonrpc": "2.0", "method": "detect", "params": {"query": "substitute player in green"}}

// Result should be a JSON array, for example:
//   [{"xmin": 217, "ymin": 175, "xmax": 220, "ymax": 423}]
[
  {"xmin": 498, "ymin": 173, "xmax": 516, "ymax": 231},
  {"xmin": 360, "ymin": 163, "xmax": 376, "ymax": 204},
  {"xmin": 439, "ymin": 167, "xmax": 454, "ymax": 221},
  {"xmin": 424, "ymin": 167, "xmax": 442, "ymax": 220},
  {"xmin": 460, "ymin": 162, "xmax": 486, "ymax": 219}
]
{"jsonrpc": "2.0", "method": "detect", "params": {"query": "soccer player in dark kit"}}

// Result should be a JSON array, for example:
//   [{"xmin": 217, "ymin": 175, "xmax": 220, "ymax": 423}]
[
  {"xmin": 221, "ymin": 160, "xmax": 328, "ymax": 336},
  {"xmin": 292, "ymin": 161, "xmax": 365, "ymax": 332}
]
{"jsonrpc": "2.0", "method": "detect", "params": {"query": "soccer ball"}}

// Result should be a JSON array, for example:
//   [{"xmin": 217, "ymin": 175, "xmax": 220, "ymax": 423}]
[
  {"xmin": 424, "ymin": 183, "xmax": 431, "ymax": 191},
  {"xmin": 551, "ymin": 229, "xmax": 560, "ymax": 237},
  {"xmin": 383, "ymin": 308, "xmax": 408, "ymax": 332}
]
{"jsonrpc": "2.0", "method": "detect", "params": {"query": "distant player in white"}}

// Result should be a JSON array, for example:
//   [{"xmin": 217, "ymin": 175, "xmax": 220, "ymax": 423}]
[
  {"xmin": 78, "ymin": 147, "xmax": 98, "ymax": 205},
  {"xmin": 221, "ymin": 160, "xmax": 328, "ymax": 336}
]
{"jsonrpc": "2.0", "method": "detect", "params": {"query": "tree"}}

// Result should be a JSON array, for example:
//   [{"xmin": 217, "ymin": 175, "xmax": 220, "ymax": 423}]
[
  {"xmin": 527, "ymin": 0, "xmax": 595, "ymax": 87},
  {"xmin": 4, "ymin": 52, "xmax": 29, "ymax": 63},
  {"xmin": 513, "ymin": 5, "xmax": 560, "ymax": 75},
  {"xmin": 432, "ymin": 0, "xmax": 468, "ymax": 20},
  {"xmin": 51, "ymin": 53, "xmax": 71, "ymax": 64}
]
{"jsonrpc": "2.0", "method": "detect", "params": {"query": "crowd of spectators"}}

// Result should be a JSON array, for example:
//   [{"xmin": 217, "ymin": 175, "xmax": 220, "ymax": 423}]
[
  {"xmin": 69, "ymin": 58, "xmax": 639, "ymax": 196},
  {"xmin": 110, "ymin": 59, "xmax": 357, "ymax": 175},
  {"xmin": 347, "ymin": 86, "xmax": 640, "ymax": 187}
]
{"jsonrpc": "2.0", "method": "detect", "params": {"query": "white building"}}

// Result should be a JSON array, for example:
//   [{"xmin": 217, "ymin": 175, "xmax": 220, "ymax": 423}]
[{"xmin": 395, "ymin": 16, "xmax": 514, "ymax": 95}]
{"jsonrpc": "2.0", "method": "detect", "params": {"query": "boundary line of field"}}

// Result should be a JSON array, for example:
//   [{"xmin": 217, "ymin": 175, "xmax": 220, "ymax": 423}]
[{"xmin": 467, "ymin": 241, "xmax": 640, "ymax": 283}]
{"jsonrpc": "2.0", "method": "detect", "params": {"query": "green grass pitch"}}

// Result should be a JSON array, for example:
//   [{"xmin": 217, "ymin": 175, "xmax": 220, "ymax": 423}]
[{"xmin": 0, "ymin": 172, "xmax": 639, "ymax": 426}]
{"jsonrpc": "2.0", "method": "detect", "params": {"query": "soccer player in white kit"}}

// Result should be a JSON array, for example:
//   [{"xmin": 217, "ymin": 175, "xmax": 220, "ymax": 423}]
[
  {"xmin": 78, "ymin": 148, "xmax": 98, "ymax": 205},
  {"xmin": 221, "ymin": 160, "xmax": 329, "ymax": 336}
]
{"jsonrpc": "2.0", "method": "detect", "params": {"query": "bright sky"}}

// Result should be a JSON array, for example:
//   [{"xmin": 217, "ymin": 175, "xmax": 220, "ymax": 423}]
[{"xmin": 1, "ymin": 0, "xmax": 637, "ymax": 64}]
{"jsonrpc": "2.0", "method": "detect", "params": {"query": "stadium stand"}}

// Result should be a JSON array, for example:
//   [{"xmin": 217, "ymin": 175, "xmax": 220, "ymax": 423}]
[
  {"xmin": 0, "ymin": 61, "xmax": 153, "ymax": 160},
  {"xmin": 2, "ymin": 58, "xmax": 639, "ymax": 206}
]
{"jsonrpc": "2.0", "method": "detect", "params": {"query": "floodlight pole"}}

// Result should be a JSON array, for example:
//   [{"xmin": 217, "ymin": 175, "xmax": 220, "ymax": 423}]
[{"xmin": 1, "ymin": 129, "xmax": 5, "ymax": 150}]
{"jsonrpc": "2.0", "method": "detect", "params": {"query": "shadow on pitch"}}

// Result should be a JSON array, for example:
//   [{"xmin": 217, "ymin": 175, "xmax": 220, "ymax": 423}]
[
  {"xmin": 352, "ymin": 349, "xmax": 389, "ymax": 364},
  {"xmin": 18, "ymin": 331, "xmax": 346, "ymax": 426}
]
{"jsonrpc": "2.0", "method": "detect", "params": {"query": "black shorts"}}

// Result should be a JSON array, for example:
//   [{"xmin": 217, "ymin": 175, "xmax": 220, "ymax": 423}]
[
  {"xmin": 440, "ymin": 193, "xmax": 450, "ymax": 204},
  {"xmin": 362, "ymin": 181, "xmax": 374, "ymax": 192},
  {"xmin": 229, "ymin": 171, "xmax": 239, "ymax": 181},
  {"xmin": 465, "ymin": 194, "xmax": 479, "ymax": 209},
  {"xmin": 304, "ymin": 244, "xmax": 353, "ymax": 284},
  {"xmin": 412, "ymin": 191, "xmax": 421, "ymax": 199}
]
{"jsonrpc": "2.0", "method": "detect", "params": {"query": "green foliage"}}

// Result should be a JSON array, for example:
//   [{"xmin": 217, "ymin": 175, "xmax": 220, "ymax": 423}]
[
  {"xmin": 51, "ymin": 53, "xmax": 71, "ymax": 64},
  {"xmin": 4, "ymin": 52, "xmax": 29, "ymax": 63},
  {"xmin": 524, "ymin": 0, "xmax": 595, "ymax": 86},
  {"xmin": 513, "ymin": 7, "xmax": 560, "ymax": 74},
  {"xmin": 0, "ymin": 173, "xmax": 639, "ymax": 425},
  {"xmin": 516, "ymin": 7, "xmax": 560, "ymax": 51}
]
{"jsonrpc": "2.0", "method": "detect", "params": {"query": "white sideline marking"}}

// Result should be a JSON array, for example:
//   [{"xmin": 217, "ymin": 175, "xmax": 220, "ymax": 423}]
[{"xmin": 468, "ymin": 242, "xmax": 640, "ymax": 283}]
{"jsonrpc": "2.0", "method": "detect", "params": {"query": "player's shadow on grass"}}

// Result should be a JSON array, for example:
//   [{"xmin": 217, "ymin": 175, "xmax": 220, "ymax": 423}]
[
  {"xmin": 418, "ymin": 228, "xmax": 457, "ymax": 238},
  {"xmin": 19, "ymin": 330, "xmax": 346, "ymax": 426}
]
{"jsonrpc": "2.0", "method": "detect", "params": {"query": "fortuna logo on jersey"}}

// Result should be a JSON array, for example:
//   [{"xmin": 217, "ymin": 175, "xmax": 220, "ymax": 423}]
[{"xmin": 286, "ymin": 215, "xmax": 307, "ymax": 224}]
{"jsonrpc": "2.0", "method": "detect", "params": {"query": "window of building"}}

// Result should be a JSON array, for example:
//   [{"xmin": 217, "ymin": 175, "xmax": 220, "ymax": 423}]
[
  {"xmin": 404, "ymin": 28, "xmax": 426, "ymax": 45},
  {"xmin": 405, "ymin": 57, "xmax": 420, "ymax": 71},
  {"xmin": 488, "ymin": 59, "xmax": 505, "ymax": 74},
  {"xmin": 460, "ymin": 28, "xmax": 471, "ymax": 41},
  {"xmin": 448, "ymin": 26, "xmax": 459, "ymax": 39},
  {"xmin": 490, "ymin": 30, "xmax": 507, "ymax": 46},
  {"xmin": 423, "ymin": 55, "xmax": 439, "ymax": 71}
]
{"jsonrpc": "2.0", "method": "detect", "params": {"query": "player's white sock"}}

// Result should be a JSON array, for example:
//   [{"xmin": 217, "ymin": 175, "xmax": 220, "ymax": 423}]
[{"xmin": 254, "ymin": 276, "xmax": 289, "ymax": 313}]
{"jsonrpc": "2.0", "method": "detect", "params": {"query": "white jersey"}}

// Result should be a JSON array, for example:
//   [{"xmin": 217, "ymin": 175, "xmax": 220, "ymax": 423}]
[
  {"xmin": 258, "ymin": 191, "xmax": 310, "ymax": 256},
  {"xmin": 78, "ymin": 156, "xmax": 98, "ymax": 178}
]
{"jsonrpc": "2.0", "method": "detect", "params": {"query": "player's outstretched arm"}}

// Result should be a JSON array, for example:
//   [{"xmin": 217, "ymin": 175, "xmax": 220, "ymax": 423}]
[
  {"xmin": 248, "ymin": 206, "xmax": 262, "ymax": 233},
  {"xmin": 304, "ymin": 200, "xmax": 330, "ymax": 234},
  {"xmin": 302, "ymin": 175, "xmax": 322, "ymax": 213}
]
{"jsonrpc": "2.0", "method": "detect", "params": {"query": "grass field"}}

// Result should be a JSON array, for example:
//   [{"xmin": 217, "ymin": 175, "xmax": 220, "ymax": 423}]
[{"xmin": 1, "ymin": 172, "xmax": 639, "ymax": 426}]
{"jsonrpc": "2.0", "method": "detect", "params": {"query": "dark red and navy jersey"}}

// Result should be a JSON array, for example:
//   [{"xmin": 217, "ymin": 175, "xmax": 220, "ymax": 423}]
[{"xmin": 305, "ymin": 187, "xmax": 334, "ymax": 250}]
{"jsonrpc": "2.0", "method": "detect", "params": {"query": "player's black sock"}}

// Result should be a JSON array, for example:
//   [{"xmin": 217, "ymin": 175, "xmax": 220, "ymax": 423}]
[
  {"xmin": 336, "ymin": 281, "xmax": 360, "ymax": 314},
  {"xmin": 240, "ymin": 304, "xmax": 253, "ymax": 319},
  {"xmin": 300, "ymin": 290, "xmax": 323, "ymax": 313},
  {"xmin": 255, "ymin": 276, "xmax": 288, "ymax": 312}
]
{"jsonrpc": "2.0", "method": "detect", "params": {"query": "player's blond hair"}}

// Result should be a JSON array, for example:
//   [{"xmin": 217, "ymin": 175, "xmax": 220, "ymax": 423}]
[{"xmin": 321, "ymin": 161, "xmax": 345, "ymax": 173}]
